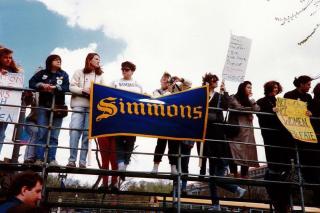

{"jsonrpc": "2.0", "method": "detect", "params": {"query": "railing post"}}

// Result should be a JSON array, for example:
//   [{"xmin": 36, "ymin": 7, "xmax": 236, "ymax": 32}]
[
  {"xmin": 294, "ymin": 143, "xmax": 305, "ymax": 213},
  {"xmin": 41, "ymin": 94, "xmax": 56, "ymax": 204},
  {"xmin": 177, "ymin": 142, "xmax": 181, "ymax": 213}
]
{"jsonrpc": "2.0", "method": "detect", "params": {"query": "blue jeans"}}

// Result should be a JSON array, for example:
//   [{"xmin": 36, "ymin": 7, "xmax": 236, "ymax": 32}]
[
  {"xmin": 209, "ymin": 158, "xmax": 239, "ymax": 205},
  {"xmin": 68, "ymin": 107, "xmax": 89, "ymax": 165},
  {"xmin": 24, "ymin": 121, "xmax": 38, "ymax": 160},
  {"xmin": 0, "ymin": 122, "xmax": 8, "ymax": 154},
  {"xmin": 36, "ymin": 108, "xmax": 63, "ymax": 162}
]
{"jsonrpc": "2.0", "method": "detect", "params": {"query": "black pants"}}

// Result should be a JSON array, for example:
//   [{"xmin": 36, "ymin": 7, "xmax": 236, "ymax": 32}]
[
  {"xmin": 115, "ymin": 136, "xmax": 136, "ymax": 165},
  {"xmin": 153, "ymin": 139, "xmax": 179, "ymax": 165},
  {"xmin": 196, "ymin": 142, "xmax": 208, "ymax": 175}
]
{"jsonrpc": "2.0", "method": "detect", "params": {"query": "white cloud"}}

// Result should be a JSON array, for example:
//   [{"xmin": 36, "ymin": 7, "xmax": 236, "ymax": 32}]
[{"xmin": 29, "ymin": 0, "xmax": 320, "ymax": 182}]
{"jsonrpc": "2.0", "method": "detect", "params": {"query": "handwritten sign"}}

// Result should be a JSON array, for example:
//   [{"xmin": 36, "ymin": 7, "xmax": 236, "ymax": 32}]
[
  {"xmin": 0, "ymin": 72, "xmax": 24, "ymax": 123},
  {"xmin": 276, "ymin": 97, "xmax": 317, "ymax": 143},
  {"xmin": 222, "ymin": 34, "xmax": 252, "ymax": 82}
]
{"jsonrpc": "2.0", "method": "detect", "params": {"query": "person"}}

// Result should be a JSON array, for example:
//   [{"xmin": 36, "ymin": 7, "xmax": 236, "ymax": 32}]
[
  {"xmin": 97, "ymin": 136, "xmax": 118, "ymax": 191},
  {"xmin": 202, "ymin": 73, "xmax": 246, "ymax": 211},
  {"xmin": 228, "ymin": 81, "xmax": 260, "ymax": 178},
  {"xmin": 111, "ymin": 61, "xmax": 143, "ymax": 174},
  {"xmin": 150, "ymin": 72, "xmax": 177, "ymax": 173},
  {"xmin": 67, "ymin": 53, "xmax": 106, "ymax": 168},
  {"xmin": 23, "ymin": 91, "xmax": 39, "ymax": 164},
  {"xmin": 0, "ymin": 47, "xmax": 22, "ymax": 155},
  {"xmin": 29, "ymin": 54, "xmax": 69, "ymax": 166},
  {"xmin": 7, "ymin": 203, "xmax": 48, "ymax": 213},
  {"xmin": 284, "ymin": 75, "xmax": 320, "ymax": 206},
  {"xmin": 0, "ymin": 171, "xmax": 43, "ymax": 212},
  {"xmin": 257, "ymin": 81, "xmax": 295, "ymax": 213}
]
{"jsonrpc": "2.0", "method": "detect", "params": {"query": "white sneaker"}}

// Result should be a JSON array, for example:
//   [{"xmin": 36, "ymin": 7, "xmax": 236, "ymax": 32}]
[
  {"xmin": 49, "ymin": 160, "xmax": 59, "ymax": 167},
  {"xmin": 151, "ymin": 164, "xmax": 159, "ymax": 173},
  {"xmin": 208, "ymin": 204, "xmax": 221, "ymax": 211},
  {"xmin": 171, "ymin": 165, "xmax": 178, "ymax": 174},
  {"xmin": 118, "ymin": 162, "xmax": 126, "ymax": 171},
  {"xmin": 236, "ymin": 187, "xmax": 246, "ymax": 198}
]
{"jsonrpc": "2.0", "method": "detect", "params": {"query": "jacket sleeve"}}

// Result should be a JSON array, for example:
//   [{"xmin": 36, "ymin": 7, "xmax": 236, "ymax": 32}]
[
  {"xmin": 69, "ymin": 70, "xmax": 83, "ymax": 95},
  {"xmin": 29, "ymin": 71, "xmax": 43, "ymax": 90}
]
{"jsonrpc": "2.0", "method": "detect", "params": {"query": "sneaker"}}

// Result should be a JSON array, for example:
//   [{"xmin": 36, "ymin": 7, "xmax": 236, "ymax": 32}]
[
  {"xmin": 79, "ymin": 163, "xmax": 86, "ymax": 168},
  {"xmin": 151, "ymin": 164, "xmax": 159, "ymax": 173},
  {"xmin": 171, "ymin": 165, "xmax": 178, "ymax": 174},
  {"xmin": 34, "ymin": 160, "xmax": 43, "ymax": 166},
  {"xmin": 208, "ymin": 204, "xmax": 221, "ymax": 211},
  {"xmin": 118, "ymin": 162, "xmax": 126, "ymax": 171},
  {"xmin": 49, "ymin": 160, "xmax": 59, "ymax": 167},
  {"xmin": 236, "ymin": 187, "xmax": 246, "ymax": 198},
  {"xmin": 66, "ymin": 161, "xmax": 76, "ymax": 167}
]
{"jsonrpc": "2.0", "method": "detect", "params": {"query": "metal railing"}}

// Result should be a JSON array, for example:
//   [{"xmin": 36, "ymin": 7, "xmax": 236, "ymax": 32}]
[{"xmin": 0, "ymin": 86, "xmax": 319, "ymax": 212}]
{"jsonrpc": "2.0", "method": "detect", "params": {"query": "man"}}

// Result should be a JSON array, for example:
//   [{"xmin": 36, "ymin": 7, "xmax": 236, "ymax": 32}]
[{"xmin": 0, "ymin": 171, "xmax": 43, "ymax": 212}]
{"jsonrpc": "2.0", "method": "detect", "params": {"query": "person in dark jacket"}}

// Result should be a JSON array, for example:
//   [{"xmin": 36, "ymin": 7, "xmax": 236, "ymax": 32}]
[
  {"xmin": 284, "ymin": 75, "xmax": 320, "ymax": 206},
  {"xmin": 203, "ymin": 73, "xmax": 246, "ymax": 211},
  {"xmin": 257, "ymin": 81, "xmax": 295, "ymax": 213},
  {"xmin": 0, "ymin": 172, "xmax": 43, "ymax": 213},
  {"xmin": 29, "ymin": 54, "xmax": 69, "ymax": 166}
]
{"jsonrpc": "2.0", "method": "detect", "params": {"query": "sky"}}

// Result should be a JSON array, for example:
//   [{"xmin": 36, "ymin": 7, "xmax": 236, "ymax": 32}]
[{"xmin": 1, "ymin": 0, "xmax": 320, "ymax": 184}]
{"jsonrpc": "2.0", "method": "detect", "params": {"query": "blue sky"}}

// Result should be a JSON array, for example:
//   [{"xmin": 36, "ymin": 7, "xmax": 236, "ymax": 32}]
[{"xmin": 0, "ymin": 0, "xmax": 125, "ymax": 84}]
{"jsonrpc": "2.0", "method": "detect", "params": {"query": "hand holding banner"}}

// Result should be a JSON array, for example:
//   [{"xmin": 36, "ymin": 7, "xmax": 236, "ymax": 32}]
[{"xmin": 276, "ymin": 97, "xmax": 317, "ymax": 143}]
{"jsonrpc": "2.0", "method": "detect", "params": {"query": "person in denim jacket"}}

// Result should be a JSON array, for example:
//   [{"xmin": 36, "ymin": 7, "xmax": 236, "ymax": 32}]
[
  {"xmin": 0, "ymin": 47, "xmax": 23, "ymax": 155},
  {"xmin": 67, "ymin": 53, "xmax": 106, "ymax": 168},
  {"xmin": 29, "ymin": 54, "xmax": 69, "ymax": 166}
]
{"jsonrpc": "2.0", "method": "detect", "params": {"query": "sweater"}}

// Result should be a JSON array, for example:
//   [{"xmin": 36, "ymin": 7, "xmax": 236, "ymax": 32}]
[{"xmin": 69, "ymin": 69, "xmax": 106, "ymax": 108}]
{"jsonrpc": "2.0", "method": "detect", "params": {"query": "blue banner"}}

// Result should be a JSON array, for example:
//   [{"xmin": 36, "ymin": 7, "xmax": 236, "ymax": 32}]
[{"xmin": 89, "ymin": 83, "xmax": 209, "ymax": 142}]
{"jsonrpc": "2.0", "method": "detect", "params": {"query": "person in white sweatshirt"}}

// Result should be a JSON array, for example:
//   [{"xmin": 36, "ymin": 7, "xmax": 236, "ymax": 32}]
[
  {"xmin": 67, "ymin": 53, "xmax": 106, "ymax": 168},
  {"xmin": 111, "ymin": 61, "xmax": 143, "ymax": 174}
]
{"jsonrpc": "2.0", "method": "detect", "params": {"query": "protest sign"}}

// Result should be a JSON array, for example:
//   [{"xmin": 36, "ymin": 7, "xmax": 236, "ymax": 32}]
[
  {"xmin": 222, "ymin": 34, "xmax": 252, "ymax": 82},
  {"xmin": 0, "ymin": 72, "xmax": 24, "ymax": 123},
  {"xmin": 276, "ymin": 97, "xmax": 317, "ymax": 143}
]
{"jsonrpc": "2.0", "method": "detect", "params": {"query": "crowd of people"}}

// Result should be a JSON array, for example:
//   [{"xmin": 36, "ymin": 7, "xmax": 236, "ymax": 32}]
[{"xmin": 1, "ymin": 46, "xmax": 320, "ymax": 212}]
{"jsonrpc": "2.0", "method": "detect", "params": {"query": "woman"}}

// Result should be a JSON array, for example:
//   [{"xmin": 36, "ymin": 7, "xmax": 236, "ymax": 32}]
[
  {"xmin": 286, "ymin": 76, "xmax": 320, "ymax": 206},
  {"xmin": 228, "ymin": 81, "xmax": 260, "ymax": 178},
  {"xmin": 29, "ymin": 54, "xmax": 69, "ymax": 166},
  {"xmin": 0, "ymin": 47, "xmax": 22, "ymax": 155},
  {"xmin": 257, "ymin": 81, "xmax": 294, "ymax": 213},
  {"xmin": 67, "ymin": 53, "xmax": 106, "ymax": 168},
  {"xmin": 203, "ymin": 73, "xmax": 246, "ymax": 211}
]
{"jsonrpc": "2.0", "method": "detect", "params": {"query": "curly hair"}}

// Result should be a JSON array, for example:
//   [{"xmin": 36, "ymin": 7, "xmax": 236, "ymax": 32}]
[
  {"xmin": 121, "ymin": 61, "xmax": 136, "ymax": 71},
  {"xmin": 263, "ymin": 80, "xmax": 283, "ymax": 96},
  {"xmin": 202, "ymin": 72, "xmax": 219, "ymax": 86}
]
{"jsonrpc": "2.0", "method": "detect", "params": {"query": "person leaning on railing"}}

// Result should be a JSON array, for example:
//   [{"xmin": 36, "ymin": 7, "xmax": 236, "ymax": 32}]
[
  {"xmin": 257, "ymin": 80, "xmax": 295, "ymax": 213},
  {"xmin": 29, "ymin": 54, "xmax": 69, "ymax": 166},
  {"xmin": 0, "ymin": 47, "xmax": 23, "ymax": 156},
  {"xmin": 67, "ymin": 53, "xmax": 106, "ymax": 169}
]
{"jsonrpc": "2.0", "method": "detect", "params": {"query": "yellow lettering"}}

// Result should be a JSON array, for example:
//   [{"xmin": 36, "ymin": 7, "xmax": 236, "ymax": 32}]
[
  {"xmin": 147, "ymin": 103, "xmax": 165, "ymax": 117},
  {"xmin": 179, "ymin": 105, "xmax": 192, "ymax": 119},
  {"xmin": 96, "ymin": 97, "xmax": 118, "ymax": 121},
  {"xmin": 193, "ymin": 106, "xmax": 203, "ymax": 119},
  {"xmin": 167, "ymin": 105, "xmax": 178, "ymax": 117}
]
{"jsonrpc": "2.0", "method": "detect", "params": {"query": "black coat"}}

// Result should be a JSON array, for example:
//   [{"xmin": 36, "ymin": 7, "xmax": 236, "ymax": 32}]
[
  {"xmin": 257, "ymin": 96, "xmax": 295, "ymax": 172},
  {"xmin": 206, "ymin": 92, "xmax": 232, "ymax": 158}
]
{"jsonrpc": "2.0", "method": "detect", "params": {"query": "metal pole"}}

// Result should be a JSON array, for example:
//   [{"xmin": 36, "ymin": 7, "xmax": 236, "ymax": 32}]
[
  {"xmin": 41, "ymin": 94, "xmax": 56, "ymax": 202},
  {"xmin": 294, "ymin": 143, "xmax": 305, "ymax": 213},
  {"xmin": 177, "ymin": 142, "xmax": 181, "ymax": 213}
]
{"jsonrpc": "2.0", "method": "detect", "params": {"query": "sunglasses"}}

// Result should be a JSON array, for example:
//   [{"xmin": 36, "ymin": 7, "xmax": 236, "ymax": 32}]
[{"xmin": 122, "ymin": 68, "xmax": 131, "ymax": 72}]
